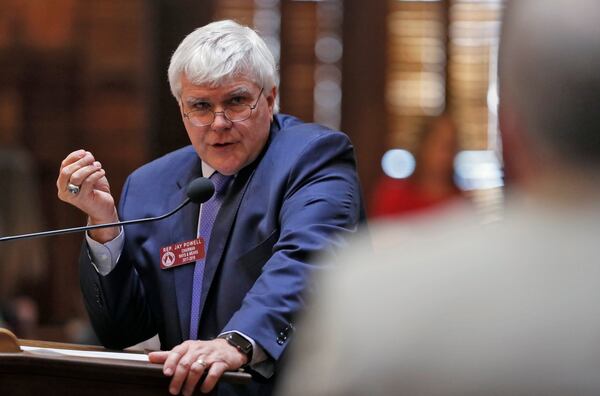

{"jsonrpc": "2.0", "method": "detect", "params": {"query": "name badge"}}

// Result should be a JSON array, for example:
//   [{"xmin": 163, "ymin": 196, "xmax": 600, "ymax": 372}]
[{"xmin": 160, "ymin": 238, "xmax": 205, "ymax": 269}]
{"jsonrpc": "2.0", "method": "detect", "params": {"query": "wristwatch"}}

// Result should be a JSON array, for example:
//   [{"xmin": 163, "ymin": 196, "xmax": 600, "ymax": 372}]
[{"xmin": 218, "ymin": 332, "xmax": 253, "ymax": 361}]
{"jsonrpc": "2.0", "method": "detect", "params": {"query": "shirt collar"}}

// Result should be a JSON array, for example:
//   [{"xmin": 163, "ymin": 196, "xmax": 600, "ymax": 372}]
[{"xmin": 202, "ymin": 162, "xmax": 216, "ymax": 178}]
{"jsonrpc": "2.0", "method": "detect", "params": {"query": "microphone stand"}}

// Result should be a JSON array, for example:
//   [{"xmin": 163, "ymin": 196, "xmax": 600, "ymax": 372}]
[
  {"xmin": 0, "ymin": 198, "xmax": 192, "ymax": 243},
  {"xmin": 0, "ymin": 176, "xmax": 215, "ymax": 243}
]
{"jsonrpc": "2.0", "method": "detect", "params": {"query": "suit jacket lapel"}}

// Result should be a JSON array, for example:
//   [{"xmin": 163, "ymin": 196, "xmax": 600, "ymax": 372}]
[{"xmin": 171, "ymin": 157, "xmax": 203, "ymax": 341}]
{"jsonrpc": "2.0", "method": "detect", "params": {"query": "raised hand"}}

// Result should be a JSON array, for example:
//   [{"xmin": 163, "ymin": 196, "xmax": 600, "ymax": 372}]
[{"xmin": 57, "ymin": 149, "xmax": 119, "ymax": 242}]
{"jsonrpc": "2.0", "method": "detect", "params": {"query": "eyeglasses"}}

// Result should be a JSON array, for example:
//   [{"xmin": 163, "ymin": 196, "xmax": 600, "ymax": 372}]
[{"xmin": 182, "ymin": 87, "xmax": 264, "ymax": 127}]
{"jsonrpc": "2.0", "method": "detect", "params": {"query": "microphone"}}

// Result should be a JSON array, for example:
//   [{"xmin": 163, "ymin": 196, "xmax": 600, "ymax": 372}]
[{"xmin": 0, "ymin": 177, "xmax": 215, "ymax": 243}]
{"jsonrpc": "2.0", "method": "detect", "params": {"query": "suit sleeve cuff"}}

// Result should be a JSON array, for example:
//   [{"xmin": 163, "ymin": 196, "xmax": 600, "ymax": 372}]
[{"xmin": 85, "ymin": 227, "xmax": 124, "ymax": 276}]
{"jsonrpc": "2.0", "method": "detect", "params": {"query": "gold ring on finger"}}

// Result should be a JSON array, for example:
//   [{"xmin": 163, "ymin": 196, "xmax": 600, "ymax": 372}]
[{"xmin": 196, "ymin": 358, "xmax": 207, "ymax": 367}]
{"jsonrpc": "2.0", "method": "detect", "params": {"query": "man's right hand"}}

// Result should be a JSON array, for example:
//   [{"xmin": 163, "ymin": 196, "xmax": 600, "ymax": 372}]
[{"xmin": 57, "ymin": 149, "xmax": 119, "ymax": 243}]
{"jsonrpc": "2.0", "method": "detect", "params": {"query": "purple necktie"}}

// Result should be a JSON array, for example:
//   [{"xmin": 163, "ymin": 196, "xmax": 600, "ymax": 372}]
[{"xmin": 189, "ymin": 172, "xmax": 231, "ymax": 340}]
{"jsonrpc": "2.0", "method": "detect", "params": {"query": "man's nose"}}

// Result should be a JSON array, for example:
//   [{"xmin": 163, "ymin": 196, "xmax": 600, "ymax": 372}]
[{"xmin": 211, "ymin": 111, "xmax": 232, "ymax": 129}]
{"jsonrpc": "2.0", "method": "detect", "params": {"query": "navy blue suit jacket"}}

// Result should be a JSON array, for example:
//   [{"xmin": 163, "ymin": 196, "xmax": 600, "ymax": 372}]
[{"xmin": 80, "ymin": 114, "xmax": 364, "ymax": 394}]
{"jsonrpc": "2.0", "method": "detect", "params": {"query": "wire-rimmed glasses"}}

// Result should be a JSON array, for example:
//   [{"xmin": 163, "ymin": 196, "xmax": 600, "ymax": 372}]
[{"xmin": 182, "ymin": 87, "xmax": 264, "ymax": 127}]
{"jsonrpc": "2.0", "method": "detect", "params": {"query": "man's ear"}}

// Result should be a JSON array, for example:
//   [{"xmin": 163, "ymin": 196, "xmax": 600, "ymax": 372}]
[{"xmin": 266, "ymin": 86, "xmax": 277, "ymax": 113}]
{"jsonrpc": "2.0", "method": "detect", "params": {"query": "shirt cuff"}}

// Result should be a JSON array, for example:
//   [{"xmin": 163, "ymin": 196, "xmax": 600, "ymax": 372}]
[
  {"xmin": 85, "ymin": 227, "xmax": 124, "ymax": 276},
  {"xmin": 219, "ymin": 331, "xmax": 274, "ymax": 378}
]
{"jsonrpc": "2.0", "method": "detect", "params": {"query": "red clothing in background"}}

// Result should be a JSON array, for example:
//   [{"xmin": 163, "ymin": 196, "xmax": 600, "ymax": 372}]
[{"xmin": 370, "ymin": 176, "xmax": 462, "ymax": 219}]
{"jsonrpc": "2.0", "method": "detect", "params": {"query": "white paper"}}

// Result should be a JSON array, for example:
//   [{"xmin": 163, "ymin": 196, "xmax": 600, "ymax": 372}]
[{"xmin": 21, "ymin": 345, "xmax": 149, "ymax": 362}]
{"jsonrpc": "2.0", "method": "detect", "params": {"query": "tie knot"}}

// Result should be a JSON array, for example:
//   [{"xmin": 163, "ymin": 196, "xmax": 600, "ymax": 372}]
[{"xmin": 210, "ymin": 172, "xmax": 231, "ymax": 195}]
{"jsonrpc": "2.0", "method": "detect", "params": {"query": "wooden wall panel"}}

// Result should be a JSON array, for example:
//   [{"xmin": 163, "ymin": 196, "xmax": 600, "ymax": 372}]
[
  {"xmin": 0, "ymin": 0, "xmax": 152, "ymax": 340},
  {"xmin": 280, "ymin": 1, "xmax": 317, "ymax": 121},
  {"xmin": 341, "ymin": 0, "xmax": 388, "ymax": 208}
]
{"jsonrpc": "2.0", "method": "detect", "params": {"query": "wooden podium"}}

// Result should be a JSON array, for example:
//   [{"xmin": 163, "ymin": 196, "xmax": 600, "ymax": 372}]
[{"xmin": 0, "ymin": 329, "xmax": 251, "ymax": 395}]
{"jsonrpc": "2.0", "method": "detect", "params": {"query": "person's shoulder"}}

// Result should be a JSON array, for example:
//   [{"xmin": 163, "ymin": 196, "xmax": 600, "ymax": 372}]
[
  {"xmin": 271, "ymin": 113, "xmax": 353, "ymax": 157},
  {"xmin": 324, "ymin": 205, "xmax": 485, "ymax": 288},
  {"xmin": 274, "ymin": 113, "xmax": 350, "ymax": 142}
]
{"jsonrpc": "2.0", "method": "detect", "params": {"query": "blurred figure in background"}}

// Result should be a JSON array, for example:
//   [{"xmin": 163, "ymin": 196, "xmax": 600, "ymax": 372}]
[
  {"xmin": 370, "ymin": 114, "xmax": 462, "ymax": 220},
  {"xmin": 278, "ymin": 0, "xmax": 600, "ymax": 395},
  {"xmin": 0, "ymin": 147, "xmax": 47, "ymax": 339},
  {"xmin": 0, "ymin": 295, "xmax": 39, "ymax": 339}
]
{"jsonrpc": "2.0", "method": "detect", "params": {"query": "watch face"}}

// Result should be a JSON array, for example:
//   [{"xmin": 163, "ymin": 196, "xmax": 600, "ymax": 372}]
[{"xmin": 222, "ymin": 333, "xmax": 252, "ymax": 355}]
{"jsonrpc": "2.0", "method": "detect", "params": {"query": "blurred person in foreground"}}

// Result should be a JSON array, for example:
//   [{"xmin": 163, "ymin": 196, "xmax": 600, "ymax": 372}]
[
  {"xmin": 56, "ymin": 20, "xmax": 364, "ymax": 396},
  {"xmin": 370, "ymin": 114, "xmax": 463, "ymax": 220},
  {"xmin": 278, "ymin": 1, "xmax": 600, "ymax": 395}
]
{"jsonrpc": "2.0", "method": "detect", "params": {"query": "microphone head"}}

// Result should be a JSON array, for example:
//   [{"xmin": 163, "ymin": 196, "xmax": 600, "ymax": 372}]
[{"xmin": 186, "ymin": 177, "xmax": 215, "ymax": 204}]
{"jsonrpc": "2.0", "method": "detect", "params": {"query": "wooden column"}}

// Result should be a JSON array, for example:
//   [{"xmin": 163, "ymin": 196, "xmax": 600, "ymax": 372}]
[{"xmin": 341, "ymin": 0, "xmax": 389, "ymax": 211}]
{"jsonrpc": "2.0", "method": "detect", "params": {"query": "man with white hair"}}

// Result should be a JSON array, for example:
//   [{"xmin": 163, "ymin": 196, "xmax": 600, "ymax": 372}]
[
  {"xmin": 278, "ymin": 1, "xmax": 600, "ymax": 395},
  {"xmin": 57, "ymin": 20, "xmax": 364, "ymax": 396}
]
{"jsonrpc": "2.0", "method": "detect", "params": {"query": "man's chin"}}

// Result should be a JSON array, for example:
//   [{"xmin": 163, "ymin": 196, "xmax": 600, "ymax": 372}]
[{"xmin": 202, "ymin": 159, "xmax": 243, "ymax": 176}]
